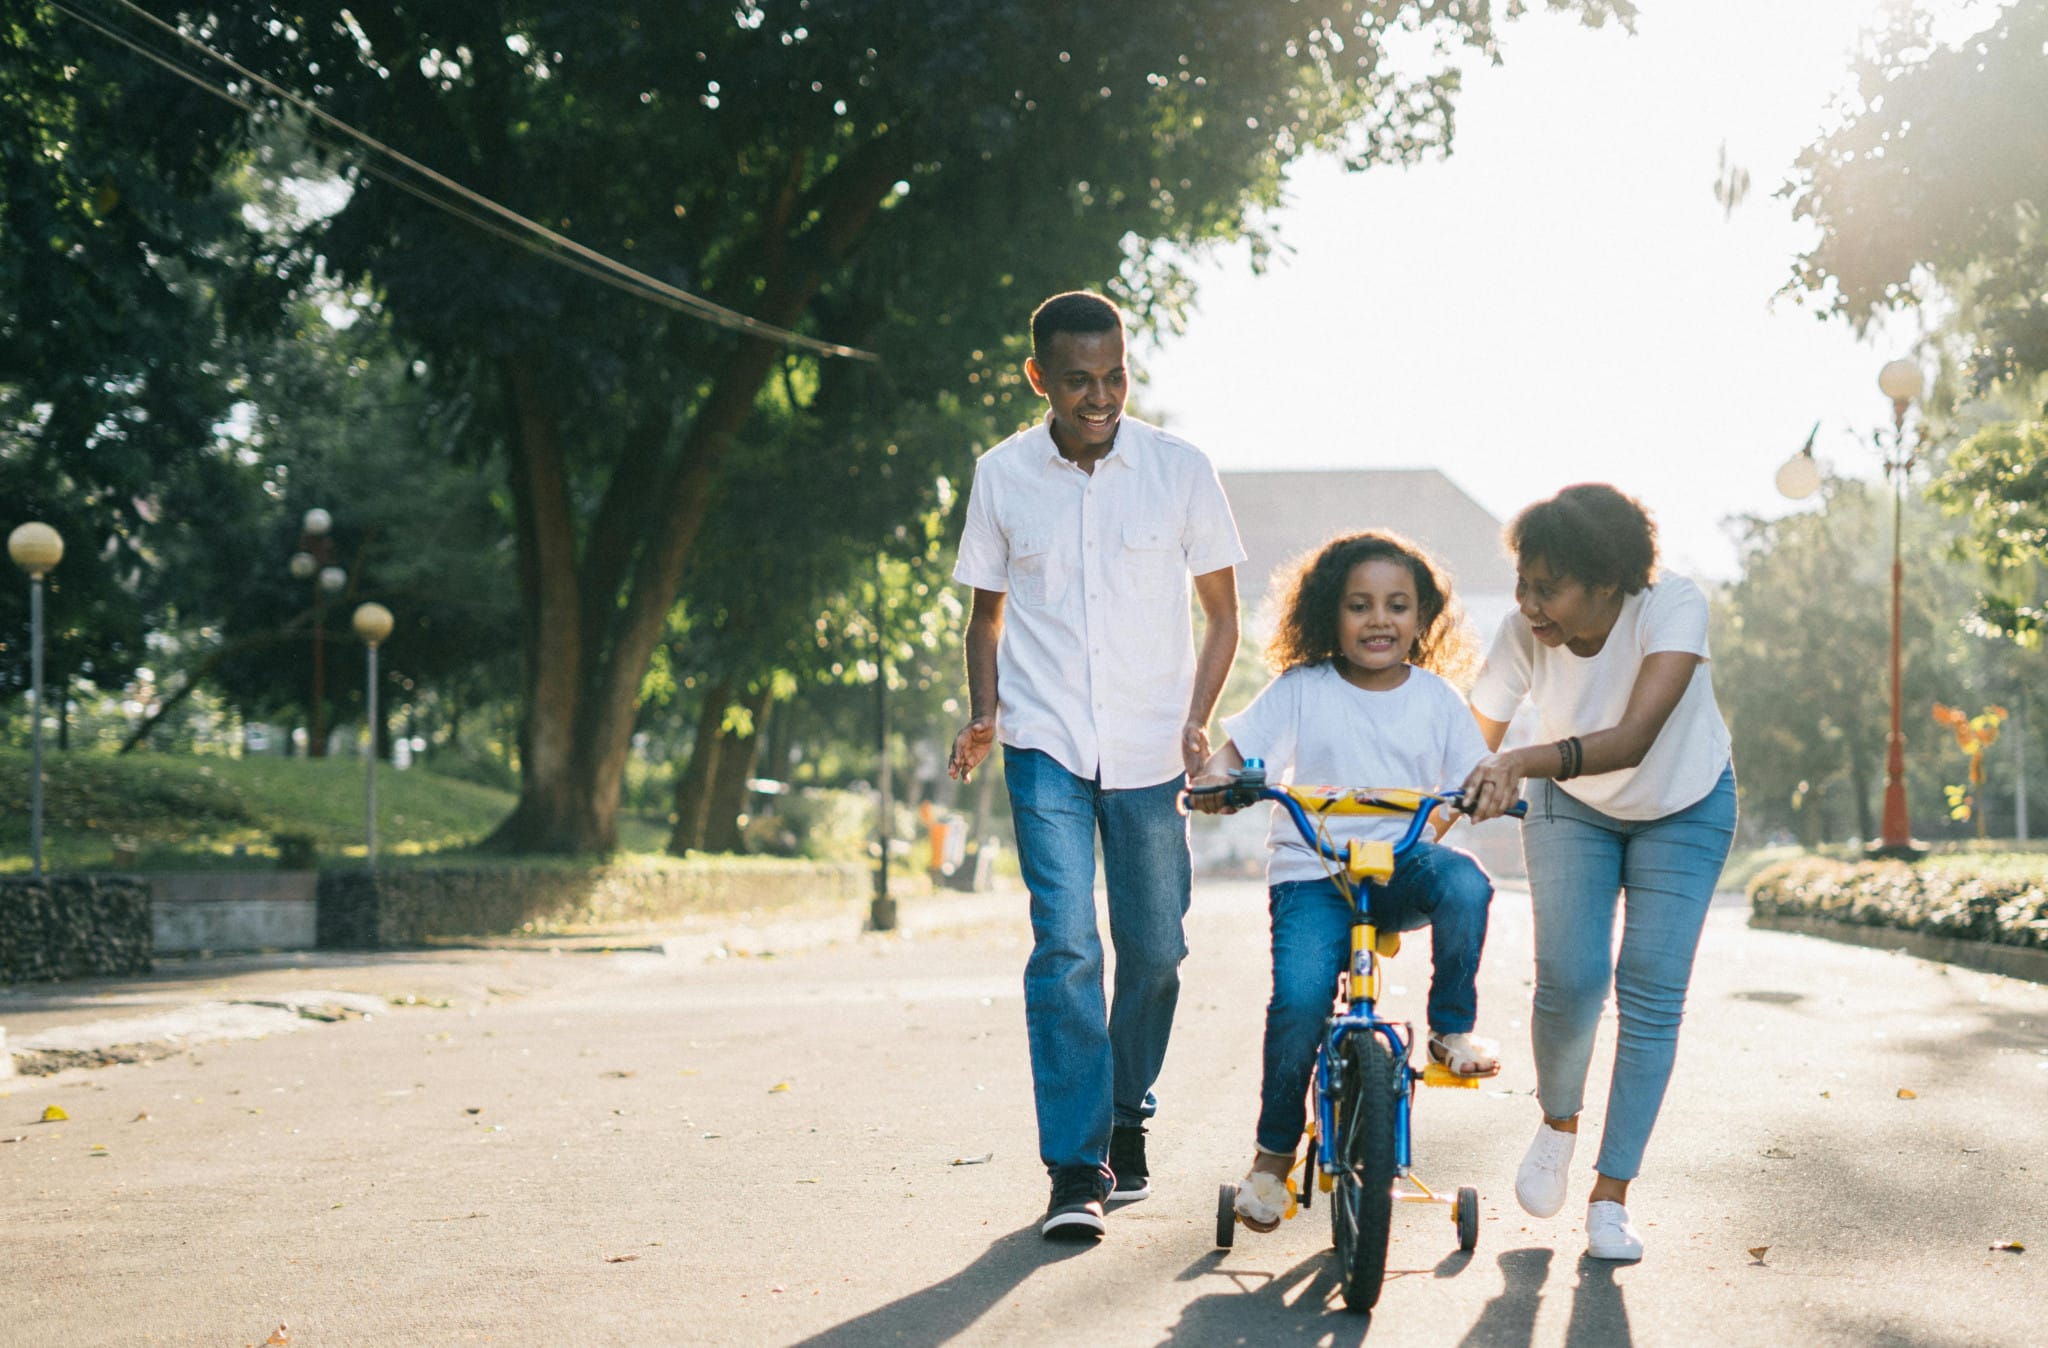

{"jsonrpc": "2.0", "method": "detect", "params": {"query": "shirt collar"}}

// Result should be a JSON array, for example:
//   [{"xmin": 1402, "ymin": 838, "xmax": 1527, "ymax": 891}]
[{"xmin": 1036, "ymin": 414, "xmax": 1141, "ymax": 470}]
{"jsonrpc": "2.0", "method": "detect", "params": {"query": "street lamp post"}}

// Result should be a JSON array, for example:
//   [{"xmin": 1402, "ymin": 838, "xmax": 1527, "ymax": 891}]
[
  {"xmin": 352, "ymin": 602, "xmax": 394, "ymax": 865},
  {"xmin": 1874, "ymin": 357, "xmax": 1925, "ymax": 857},
  {"xmin": 290, "ymin": 508, "xmax": 347, "ymax": 758},
  {"xmin": 9, "ymin": 522, "xmax": 64, "ymax": 878},
  {"xmin": 1774, "ymin": 361, "xmax": 1926, "ymax": 855}
]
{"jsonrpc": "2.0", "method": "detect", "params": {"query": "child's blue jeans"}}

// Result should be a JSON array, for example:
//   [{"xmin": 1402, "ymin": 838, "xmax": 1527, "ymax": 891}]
[
  {"xmin": 1521, "ymin": 765, "xmax": 1737, "ymax": 1181},
  {"xmin": 1254, "ymin": 841, "xmax": 1494, "ymax": 1155}
]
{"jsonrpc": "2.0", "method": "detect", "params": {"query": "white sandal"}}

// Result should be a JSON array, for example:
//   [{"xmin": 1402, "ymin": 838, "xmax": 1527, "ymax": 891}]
[
  {"xmin": 1428, "ymin": 1031, "xmax": 1501, "ymax": 1079},
  {"xmin": 1233, "ymin": 1169, "xmax": 1292, "ymax": 1232}
]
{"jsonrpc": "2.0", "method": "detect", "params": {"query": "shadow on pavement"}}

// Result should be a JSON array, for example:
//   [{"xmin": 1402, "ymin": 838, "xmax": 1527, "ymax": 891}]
[
  {"xmin": 1561, "ymin": 1256, "xmax": 1631, "ymax": 1347},
  {"xmin": 1457, "ymin": 1246, "xmax": 1551, "ymax": 1345},
  {"xmin": 788, "ymin": 1224, "xmax": 1089, "ymax": 1347},
  {"xmin": 1154, "ymin": 1251, "xmax": 1371, "ymax": 1345}
]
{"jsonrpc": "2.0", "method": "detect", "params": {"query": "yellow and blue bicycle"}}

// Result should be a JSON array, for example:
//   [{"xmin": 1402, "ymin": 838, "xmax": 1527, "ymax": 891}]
[{"xmin": 1184, "ymin": 758, "xmax": 1525, "ymax": 1312}]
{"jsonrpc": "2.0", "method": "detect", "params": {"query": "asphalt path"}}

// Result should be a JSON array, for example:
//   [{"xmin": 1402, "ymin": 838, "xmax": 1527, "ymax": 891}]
[{"xmin": 3, "ymin": 879, "xmax": 2044, "ymax": 1346}]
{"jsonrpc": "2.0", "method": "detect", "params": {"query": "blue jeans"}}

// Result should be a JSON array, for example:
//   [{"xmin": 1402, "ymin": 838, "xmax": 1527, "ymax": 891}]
[
  {"xmin": 1255, "ymin": 841, "xmax": 1495, "ymax": 1155},
  {"xmin": 1521, "ymin": 765, "xmax": 1737, "ymax": 1181},
  {"xmin": 1004, "ymin": 747, "xmax": 1192, "ymax": 1183}
]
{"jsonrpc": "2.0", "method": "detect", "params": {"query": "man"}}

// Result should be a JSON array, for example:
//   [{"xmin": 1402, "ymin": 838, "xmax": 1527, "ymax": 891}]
[{"xmin": 948, "ymin": 290, "xmax": 1243, "ymax": 1241}]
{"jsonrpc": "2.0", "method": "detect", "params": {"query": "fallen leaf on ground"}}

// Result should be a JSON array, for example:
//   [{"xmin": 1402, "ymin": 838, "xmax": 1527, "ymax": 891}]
[
  {"xmin": 465, "ymin": 1107, "xmax": 483, "ymax": 1115},
  {"xmin": 38, "ymin": 1106, "xmax": 67, "ymax": 1123},
  {"xmin": 950, "ymin": 1153, "xmax": 995, "ymax": 1166},
  {"xmin": 605, "ymin": 1254, "xmax": 640, "ymax": 1263},
  {"xmin": 1991, "ymin": 1241, "xmax": 2025, "ymax": 1253},
  {"xmin": 265, "ymin": 1325, "xmax": 292, "ymax": 1345},
  {"xmin": 602, "ymin": 1070, "xmax": 635, "ymax": 1079},
  {"xmin": 1896, "ymin": 1088, "xmax": 1918, "ymax": 1099},
  {"xmin": 1761, "ymin": 1147, "xmax": 1795, "ymax": 1160},
  {"xmin": 1747, "ymin": 1247, "xmax": 1770, "ymax": 1263},
  {"xmin": 132, "ymin": 1112, "xmax": 150, "ymax": 1122},
  {"xmin": 768, "ymin": 1082, "xmax": 791, "ymax": 1093}
]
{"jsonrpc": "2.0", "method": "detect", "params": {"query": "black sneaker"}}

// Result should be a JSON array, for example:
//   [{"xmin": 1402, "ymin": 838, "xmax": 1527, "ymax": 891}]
[
  {"xmin": 1041, "ymin": 1168, "xmax": 1108, "ymax": 1241},
  {"xmin": 1108, "ymin": 1124, "xmax": 1150, "ymax": 1203}
]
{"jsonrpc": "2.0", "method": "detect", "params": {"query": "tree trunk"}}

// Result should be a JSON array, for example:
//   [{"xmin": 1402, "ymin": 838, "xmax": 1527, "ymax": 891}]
[
  {"xmin": 485, "ymin": 141, "xmax": 908, "ymax": 855},
  {"xmin": 702, "ymin": 686, "xmax": 773, "ymax": 853},
  {"xmin": 667, "ymin": 678, "xmax": 734, "ymax": 854}
]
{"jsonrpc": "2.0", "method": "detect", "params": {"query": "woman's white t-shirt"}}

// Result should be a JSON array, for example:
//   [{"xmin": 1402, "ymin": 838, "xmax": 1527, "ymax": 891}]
[
  {"xmin": 1222, "ymin": 663, "xmax": 1491, "ymax": 887},
  {"xmin": 1468, "ymin": 575, "xmax": 1731, "ymax": 820}
]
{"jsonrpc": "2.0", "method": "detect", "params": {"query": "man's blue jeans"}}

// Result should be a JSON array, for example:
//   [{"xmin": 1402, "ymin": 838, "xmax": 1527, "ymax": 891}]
[
  {"xmin": 1004, "ymin": 746, "xmax": 1191, "ymax": 1184},
  {"xmin": 1521, "ymin": 765, "xmax": 1737, "ymax": 1181},
  {"xmin": 1255, "ymin": 841, "xmax": 1494, "ymax": 1154}
]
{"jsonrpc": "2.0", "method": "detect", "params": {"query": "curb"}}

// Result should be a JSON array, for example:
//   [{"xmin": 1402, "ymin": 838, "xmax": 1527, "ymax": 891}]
[{"xmin": 1748, "ymin": 911, "xmax": 2048, "ymax": 985}]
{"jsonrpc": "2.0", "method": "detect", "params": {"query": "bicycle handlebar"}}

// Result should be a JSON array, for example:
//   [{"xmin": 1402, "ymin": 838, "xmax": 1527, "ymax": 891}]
[{"xmin": 1179, "ymin": 758, "xmax": 1526, "ymax": 869}]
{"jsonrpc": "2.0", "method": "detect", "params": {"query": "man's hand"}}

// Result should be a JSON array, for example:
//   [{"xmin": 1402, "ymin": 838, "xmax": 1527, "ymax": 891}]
[
  {"xmin": 1181, "ymin": 720, "xmax": 1210, "ymax": 779},
  {"xmin": 949, "ymin": 717, "xmax": 997, "ymax": 782}
]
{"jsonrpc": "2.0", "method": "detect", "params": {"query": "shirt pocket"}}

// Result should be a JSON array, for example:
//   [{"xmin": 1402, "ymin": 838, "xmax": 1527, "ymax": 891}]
[
  {"xmin": 1121, "ymin": 521, "xmax": 1183, "ymax": 599},
  {"xmin": 1010, "ymin": 529, "xmax": 1058, "ymax": 608}
]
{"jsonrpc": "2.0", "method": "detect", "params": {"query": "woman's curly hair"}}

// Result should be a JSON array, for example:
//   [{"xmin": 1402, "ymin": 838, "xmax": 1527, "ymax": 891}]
[
  {"xmin": 1508, "ymin": 483, "xmax": 1659, "ymax": 594},
  {"xmin": 1265, "ymin": 530, "xmax": 1479, "ymax": 686}
]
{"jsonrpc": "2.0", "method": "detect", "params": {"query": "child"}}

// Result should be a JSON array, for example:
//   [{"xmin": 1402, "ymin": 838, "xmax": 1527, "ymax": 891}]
[{"xmin": 1189, "ymin": 530, "xmax": 1498, "ymax": 1232}]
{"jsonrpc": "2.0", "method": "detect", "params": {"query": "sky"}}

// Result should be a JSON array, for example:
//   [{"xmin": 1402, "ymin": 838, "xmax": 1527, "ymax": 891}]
[{"xmin": 1136, "ymin": 0, "xmax": 1970, "ymax": 583}]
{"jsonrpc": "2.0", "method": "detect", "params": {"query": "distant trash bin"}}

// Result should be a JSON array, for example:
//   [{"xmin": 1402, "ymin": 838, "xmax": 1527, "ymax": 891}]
[{"xmin": 948, "ymin": 837, "xmax": 1000, "ymax": 893}]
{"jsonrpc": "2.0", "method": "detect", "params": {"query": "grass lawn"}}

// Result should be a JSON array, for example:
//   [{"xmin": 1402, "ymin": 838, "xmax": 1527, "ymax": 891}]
[{"xmin": 0, "ymin": 747, "xmax": 670, "ymax": 872}]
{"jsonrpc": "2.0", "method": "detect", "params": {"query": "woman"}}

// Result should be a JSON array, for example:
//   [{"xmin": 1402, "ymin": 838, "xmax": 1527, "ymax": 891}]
[{"xmin": 1459, "ymin": 483, "xmax": 1736, "ymax": 1263}]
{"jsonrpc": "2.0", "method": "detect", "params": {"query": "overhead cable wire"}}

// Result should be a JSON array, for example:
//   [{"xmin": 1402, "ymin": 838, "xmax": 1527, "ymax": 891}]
[{"xmin": 57, "ymin": 0, "xmax": 879, "ymax": 361}]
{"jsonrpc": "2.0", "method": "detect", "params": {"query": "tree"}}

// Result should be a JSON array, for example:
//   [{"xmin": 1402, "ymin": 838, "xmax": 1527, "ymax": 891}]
[
  {"xmin": 1786, "ymin": 1, "xmax": 2048, "ymax": 389},
  {"xmin": 0, "ymin": 1, "xmax": 262, "ymax": 715},
  {"xmin": 49, "ymin": 0, "xmax": 1635, "ymax": 851}
]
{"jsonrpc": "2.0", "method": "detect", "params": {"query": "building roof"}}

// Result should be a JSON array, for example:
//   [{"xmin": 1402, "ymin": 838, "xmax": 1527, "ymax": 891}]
[{"xmin": 1220, "ymin": 468, "xmax": 1515, "ymax": 636}]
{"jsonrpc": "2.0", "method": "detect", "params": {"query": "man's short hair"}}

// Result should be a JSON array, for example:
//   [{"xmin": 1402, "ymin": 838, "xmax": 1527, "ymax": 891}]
[{"xmin": 1031, "ymin": 291, "xmax": 1123, "ymax": 364}]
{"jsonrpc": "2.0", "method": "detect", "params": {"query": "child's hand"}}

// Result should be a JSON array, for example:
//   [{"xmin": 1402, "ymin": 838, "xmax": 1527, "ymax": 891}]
[{"xmin": 1185, "ymin": 771, "xmax": 1241, "ymax": 815}]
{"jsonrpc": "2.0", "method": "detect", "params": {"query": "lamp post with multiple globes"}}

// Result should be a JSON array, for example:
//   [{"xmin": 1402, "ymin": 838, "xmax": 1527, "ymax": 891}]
[
  {"xmin": 1776, "ymin": 359, "xmax": 1926, "ymax": 856},
  {"xmin": 288, "ymin": 508, "xmax": 348, "ymax": 757}
]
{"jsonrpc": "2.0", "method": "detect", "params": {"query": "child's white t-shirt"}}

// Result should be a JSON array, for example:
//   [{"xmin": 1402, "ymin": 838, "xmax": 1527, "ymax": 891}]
[
  {"xmin": 1468, "ymin": 574, "xmax": 1732, "ymax": 820},
  {"xmin": 1221, "ymin": 662, "xmax": 1491, "ymax": 887}
]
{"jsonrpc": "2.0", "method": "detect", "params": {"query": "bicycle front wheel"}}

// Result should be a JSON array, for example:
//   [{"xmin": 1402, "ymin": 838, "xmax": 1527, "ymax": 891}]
[{"xmin": 1329, "ymin": 1030, "xmax": 1399, "ymax": 1311}]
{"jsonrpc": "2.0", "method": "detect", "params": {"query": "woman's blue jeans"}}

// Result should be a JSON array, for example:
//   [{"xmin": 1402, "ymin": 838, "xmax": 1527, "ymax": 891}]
[
  {"xmin": 1521, "ymin": 765, "xmax": 1737, "ymax": 1181},
  {"xmin": 1004, "ymin": 747, "xmax": 1192, "ymax": 1183},
  {"xmin": 1255, "ymin": 841, "xmax": 1494, "ymax": 1155}
]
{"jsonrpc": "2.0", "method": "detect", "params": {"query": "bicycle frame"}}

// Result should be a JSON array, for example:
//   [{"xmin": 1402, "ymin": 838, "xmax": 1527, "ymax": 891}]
[{"xmin": 1184, "ymin": 759, "xmax": 1525, "ymax": 1193}]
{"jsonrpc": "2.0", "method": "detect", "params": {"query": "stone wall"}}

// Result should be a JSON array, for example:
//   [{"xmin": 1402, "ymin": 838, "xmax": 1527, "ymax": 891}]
[
  {"xmin": 318, "ymin": 859, "xmax": 872, "ymax": 948},
  {"xmin": 0, "ymin": 876, "xmax": 154, "ymax": 983}
]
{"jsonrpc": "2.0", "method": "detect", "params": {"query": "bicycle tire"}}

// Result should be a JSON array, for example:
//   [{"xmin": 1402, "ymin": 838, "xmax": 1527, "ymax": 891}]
[{"xmin": 1329, "ymin": 1030, "xmax": 1399, "ymax": 1311}]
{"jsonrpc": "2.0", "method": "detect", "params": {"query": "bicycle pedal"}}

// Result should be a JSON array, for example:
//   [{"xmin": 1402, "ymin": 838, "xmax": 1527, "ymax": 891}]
[{"xmin": 1420, "ymin": 1062, "xmax": 1481, "ymax": 1089}]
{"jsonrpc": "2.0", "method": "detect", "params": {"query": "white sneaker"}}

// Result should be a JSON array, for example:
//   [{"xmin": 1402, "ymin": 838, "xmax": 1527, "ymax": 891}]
[
  {"xmin": 1515, "ymin": 1122, "xmax": 1576, "ymax": 1217},
  {"xmin": 1585, "ymin": 1200, "xmax": 1644, "ymax": 1261}
]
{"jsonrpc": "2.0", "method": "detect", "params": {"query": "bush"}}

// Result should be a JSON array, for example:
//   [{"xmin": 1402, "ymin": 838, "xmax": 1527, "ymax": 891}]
[{"xmin": 1750, "ymin": 854, "xmax": 2048, "ymax": 949}]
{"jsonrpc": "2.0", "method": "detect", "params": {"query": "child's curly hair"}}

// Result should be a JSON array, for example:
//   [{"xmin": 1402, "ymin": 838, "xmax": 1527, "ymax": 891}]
[{"xmin": 1265, "ymin": 531, "xmax": 1479, "ymax": 686}]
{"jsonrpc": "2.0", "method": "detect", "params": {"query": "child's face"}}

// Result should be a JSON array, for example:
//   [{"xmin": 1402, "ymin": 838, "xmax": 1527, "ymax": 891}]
[{"xmin": 1335, "ymin": 558, "xmax": 1420, "ymax": 686}]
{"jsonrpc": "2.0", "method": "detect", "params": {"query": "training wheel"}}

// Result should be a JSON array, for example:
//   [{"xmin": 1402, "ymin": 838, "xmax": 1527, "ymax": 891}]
[
  {"xmin": 1216, "ymin": 1183, "xmax": 1237, "ymax": 1249},
  {"xmin": 1455, "ymin": 1185, "xmax": 1480, "ymax": 1252}
]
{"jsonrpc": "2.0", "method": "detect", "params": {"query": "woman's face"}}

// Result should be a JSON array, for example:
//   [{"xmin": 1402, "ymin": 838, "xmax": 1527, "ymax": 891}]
[{"xmin": 1515, "ymin": 555, "xmax": 1620, "ymax": 654}]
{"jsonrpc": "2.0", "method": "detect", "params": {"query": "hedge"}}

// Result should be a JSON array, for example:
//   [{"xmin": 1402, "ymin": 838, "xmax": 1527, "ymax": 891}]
[
  {"xmin": 0, "ymin": 876, "xmax": 153, "ymax": 982},
  {"xmin": 318, "ymin": 856, "xmax": 872, "ymax": 948},
  {"xmin": 1748, "ymin": 855, "xmax": 2048, "ymax": 951}
]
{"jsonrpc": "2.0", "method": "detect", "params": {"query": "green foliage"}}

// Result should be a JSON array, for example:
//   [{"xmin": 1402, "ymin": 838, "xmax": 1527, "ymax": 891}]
[
  {"xmin": 1786, "ymin": 2, "xmax": 2048, "ymax": 389},
  {"xmin": 1749, "ymin": 852, "xmax": 2048, "ymax": 950},
  {"xmin": 1712, "ymin": 477, "xmax": 2028, "ymax": 845},
  {"xmin": 0, "ymin": 744, "xmax": 661, "ymax": 872}
]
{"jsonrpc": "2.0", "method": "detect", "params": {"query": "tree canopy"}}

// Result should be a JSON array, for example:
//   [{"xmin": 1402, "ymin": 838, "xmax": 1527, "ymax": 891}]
[{"xmin": 18, "ymin": 0, "xmax": 1636, "ymax": 850}]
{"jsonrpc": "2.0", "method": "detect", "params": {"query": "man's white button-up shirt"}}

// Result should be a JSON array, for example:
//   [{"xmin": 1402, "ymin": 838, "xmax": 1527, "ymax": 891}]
[{"xmin": 952, "ymin": 415, "xmax": 1245, "ymax": 789}]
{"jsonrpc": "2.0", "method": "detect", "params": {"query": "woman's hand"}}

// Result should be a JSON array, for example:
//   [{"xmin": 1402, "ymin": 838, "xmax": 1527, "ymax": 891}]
[{"xmin": 1460, "ymin": 751, "xmax": 1526, "ymax": 823}]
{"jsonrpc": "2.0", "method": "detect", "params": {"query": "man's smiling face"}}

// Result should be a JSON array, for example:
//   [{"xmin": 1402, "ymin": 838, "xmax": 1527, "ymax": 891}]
[{"xmin": 1026, "ymin": 327, "xmax": 1128, "ymax": 460}]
